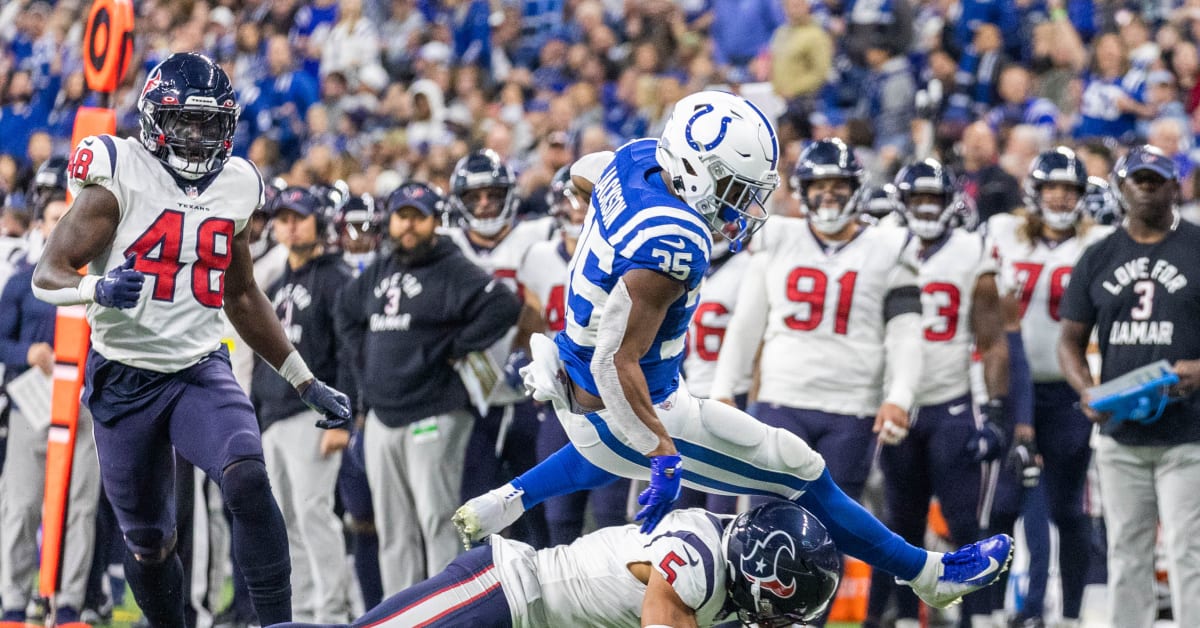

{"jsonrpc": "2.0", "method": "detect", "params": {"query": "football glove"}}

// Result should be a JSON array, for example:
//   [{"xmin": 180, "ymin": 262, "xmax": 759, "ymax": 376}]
[
  {"xmin": 504, "ymin": 349, "xmax": 531, "ymax": 392},
  {"xmin": 966, "ymin": 399, "xmax": 1008, "ymax": 462},
  {"xmin": 636, "ymin": 454, "xmax": 683, "ymax": 534},
  {"xmin": 301, "ymin": 379, "xmax": 353, "ymax": 430},
  {"xmin": 1008, "ymin": 434, "xmax": 1040, "ymax": 488},
  {"xmin": 94, "ymin": 255, "xmax": 145, "ymax": 309}
]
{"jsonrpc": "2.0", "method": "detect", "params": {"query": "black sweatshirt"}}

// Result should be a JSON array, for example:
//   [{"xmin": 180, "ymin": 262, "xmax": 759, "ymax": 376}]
[
  {"xmin": 252, "ymin": 252, "xmax": 354, "ymax": 430},
  {"xmin": 335, "ymin": 237, "xmax": 521, "ymax": 427}
]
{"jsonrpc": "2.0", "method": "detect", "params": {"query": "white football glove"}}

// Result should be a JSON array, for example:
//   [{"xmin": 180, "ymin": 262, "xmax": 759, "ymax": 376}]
[{"xmin": 521, "ymin": 333, "xmax": 569, "ymax": 407}]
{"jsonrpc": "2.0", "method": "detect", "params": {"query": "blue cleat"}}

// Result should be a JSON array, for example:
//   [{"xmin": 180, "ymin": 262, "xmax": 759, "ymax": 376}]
[{"xmin": 900, "ymin": 534, "xmax": 1014, "ymax": 609}]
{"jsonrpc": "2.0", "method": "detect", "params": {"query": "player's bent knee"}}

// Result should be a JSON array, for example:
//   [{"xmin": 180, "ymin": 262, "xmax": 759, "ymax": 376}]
[
  {"xmin": 221, "ymin": 458, "xmax": 273, "ymax": 514},
  {"xmin": 773, "ymin": 429, "xmax": 826, "ymax": 482},
  {"xmin": 125, "ymin": 527, "xmax": 177, "ymax": 564},
  {"xmin": 698, "ymin": 400, "xmax": 766, "ymax": 448}
]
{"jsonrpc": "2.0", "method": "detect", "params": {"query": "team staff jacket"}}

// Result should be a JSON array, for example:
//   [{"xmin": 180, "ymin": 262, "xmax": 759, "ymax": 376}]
[
  {"xmin": 1061, "ymin": 220, "xmax": 1200, "ymax": 447},
  {"xmin": 252, "ymin": 253, "xmax": 353, "ymax": 430},
  {"xmin": 335, "ymin": 238, "xmax": 521, "ymax": 427}
]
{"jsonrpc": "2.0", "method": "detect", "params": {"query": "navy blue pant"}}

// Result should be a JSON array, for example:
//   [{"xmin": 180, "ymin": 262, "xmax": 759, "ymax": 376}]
[
  {"xmin": 749, "ymin": 402, "xmax": 876, "ymax": 500},
  {"xmin": 461, "ymin": 400, "xmax": 549, "ymax": 548},
  {"xmin": 865, "ymin": 395, "xmax": 985, "ymax": 624},
  {"xmin": 535, "ymin": 406, "xmax": 633, "ymax": 546},
  {"xmin": 272, "ymin": 546, "xmax": 512, "ymax": 628},
  {"xmin": 1019, "ymin": 382, "xmax": 1093, "ymax": 619},
  {"xmin": 338, "ymin": 431, "xmax": 383, "ymax": 610},
  {"xmin": 86, "ymin": 347, "xmax": 291, "ymax": 626}
]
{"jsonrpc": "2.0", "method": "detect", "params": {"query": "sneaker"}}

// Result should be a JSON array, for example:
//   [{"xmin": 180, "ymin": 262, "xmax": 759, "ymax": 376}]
[
  {"xmin": 901, "ymin": 534, "xmax": 1014, "ymax": 609},
  {"xmin": 451, "ymin": 483, "xmax": 526, "ymax": 549}
]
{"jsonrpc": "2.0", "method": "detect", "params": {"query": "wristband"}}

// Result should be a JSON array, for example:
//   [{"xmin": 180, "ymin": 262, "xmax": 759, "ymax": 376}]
[{"xmin": 276, "ymin": 350, "xmax": 314, "ymax": 388}]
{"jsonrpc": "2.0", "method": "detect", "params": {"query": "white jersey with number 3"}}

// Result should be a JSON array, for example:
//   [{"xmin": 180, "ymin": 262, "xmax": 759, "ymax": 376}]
[
  {"xmin": 909, "ymin": 229, "xmax": 997, "ymax": 405},
  {"xmin": 492, "ymin": 508, "xmax": 732, "ymax": 628},
  {"xmin": 987, "ymin": 213, "xmax": 1113, "ymax": 381},
  {"xmin": 714, "ymin": 217, "xmax": 918, "ymax": 415},
  {"xmin": 67, "ymin": 134, "xmax": 264, "ymax": 373}
]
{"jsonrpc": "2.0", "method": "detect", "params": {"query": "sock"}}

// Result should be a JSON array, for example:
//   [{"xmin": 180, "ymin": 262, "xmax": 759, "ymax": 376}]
[
  {"xmin": 352, "ymin": 531, "xmax": 383, "ymax": 610},
  {"xmin": 56, "ymin": 607, "xmax": 80, "ymax": 624},
  {"xmin": 512, "ymin": 443, "xmax": 620, "ymax": 509},
  {"xmin": 795, "ymin": 469, "xmax": 927, "ymax": 580},
  {"xmin": 123, "ymin": 549, "xmax": 186, "ymax": 628},
  {"xmin": 1007, "ymin": 330, "xmax": 1034, "ymax": 428},
  {"xmin": 224, "ymin": 461, "xmax": 292, "ymax": 626}
]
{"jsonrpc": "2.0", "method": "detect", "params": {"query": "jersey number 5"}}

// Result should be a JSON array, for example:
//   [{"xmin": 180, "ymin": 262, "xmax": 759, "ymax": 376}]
[
  {"xmin": 125, "ymin": 210, "xmax": 236, "ymax": 307},
  {"xmin": 658, "ymin": 551, "xmax": 686, "ymax": 585}
]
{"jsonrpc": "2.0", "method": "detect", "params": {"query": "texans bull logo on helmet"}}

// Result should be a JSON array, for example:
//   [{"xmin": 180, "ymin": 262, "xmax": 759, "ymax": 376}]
[{"xmin": 738, "ymin": 529, "xmax": 800, "ymax": 599}]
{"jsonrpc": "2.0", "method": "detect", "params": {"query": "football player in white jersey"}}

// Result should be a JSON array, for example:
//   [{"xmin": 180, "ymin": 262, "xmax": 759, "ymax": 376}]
[
  {"xmin": 864, "ymin": 159, "xmax": 1011, "ymax": 627},
  {"xmin": 31, "ymin": 53, "xmax": 352, "ymax": 628},
  {"xmin": 519, "ymin": 167, "xmax": 633, "ymax": 545},
  {"xmin": 456, "ymin": 92, "xmax": 1013, "ymax": 611},
  {"xmin": 710, "ymin": 138, "xmax": 924, "ymax": 502},
  {"xmin": 445, "ymin": 149, "xmax": 555, "ymax": 547},
  {"xmin": 986, "ymin": 147, "xmax": 1112, "ymax": 626},
  {"xmin": 274, "ymin": 501, "xmax": 839, "ymax": 628}
]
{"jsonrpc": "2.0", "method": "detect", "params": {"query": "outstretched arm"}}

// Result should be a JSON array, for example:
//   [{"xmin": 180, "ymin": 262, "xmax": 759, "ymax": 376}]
[{"xmin": 591, "ymin": 269, "xmax": 684, "ymax": 457}]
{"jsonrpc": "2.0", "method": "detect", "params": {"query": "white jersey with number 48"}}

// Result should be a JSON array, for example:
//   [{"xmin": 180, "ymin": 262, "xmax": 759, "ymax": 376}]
[{"xmin": 67, "ymin": 134, "xmax": 264, "ymax": 373}]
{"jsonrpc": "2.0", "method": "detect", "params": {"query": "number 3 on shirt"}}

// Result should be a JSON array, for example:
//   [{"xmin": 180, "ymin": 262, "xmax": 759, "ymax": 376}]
[{"xmin": 125, "ymin": 210, "xmax": 236, "ymax": 307}]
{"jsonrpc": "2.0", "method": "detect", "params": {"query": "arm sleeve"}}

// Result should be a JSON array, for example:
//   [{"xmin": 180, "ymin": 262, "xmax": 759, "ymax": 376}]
[
  {"xmin": 334, "ymin": 274, "xmax": 368, "ymax": 413},
  {"xmin": 448, "ymin": 261, "xmax": 523, "ymax": 360},
  {"xmin": 882, "ymin": 259, "xmax": 922, "ymax": 411},
  {"xmin": 571, "ymin": 150, "xmax": 616, "ymax": 186},
  {"xmin": 710, "ymin": 252, "xmax": 771, "ymax": 400},
  {"xmin": 0, "ymin": 277, "xmax": 30, "ymax": 369}
]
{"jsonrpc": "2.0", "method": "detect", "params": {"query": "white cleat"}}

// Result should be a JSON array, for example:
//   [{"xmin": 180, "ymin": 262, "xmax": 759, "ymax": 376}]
[
  {"xmin": 452, "ymin": 483, "xmax": 527, "ymax": 550},
  {"xmin": 902, "ymin": 534, "xmax": 1015, "ymax": 609}
]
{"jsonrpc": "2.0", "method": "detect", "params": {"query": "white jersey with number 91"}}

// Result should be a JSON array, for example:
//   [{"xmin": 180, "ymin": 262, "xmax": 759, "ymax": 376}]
[{"xmin": 67, "ymin": 134, "xmax": 264, "ymax": 373}]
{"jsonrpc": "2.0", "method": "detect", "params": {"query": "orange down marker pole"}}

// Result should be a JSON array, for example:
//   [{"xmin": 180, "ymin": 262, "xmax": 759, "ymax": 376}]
[{"xmin": 36, "ymin": 1, "xmax": 133, "ymax": 623}]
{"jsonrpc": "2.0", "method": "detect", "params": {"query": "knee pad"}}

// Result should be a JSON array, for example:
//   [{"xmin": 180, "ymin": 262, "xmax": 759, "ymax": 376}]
[
  {"xmin": 221, "ymin": 459, "xmax": 273, "ymax": 516},
  {"xmin": 772, "ymin": 428, "xmax": 826, "ymax": 482},
  {"xmin": 125, "ymin": 527, "xmax": 177, "ymax": 564}
]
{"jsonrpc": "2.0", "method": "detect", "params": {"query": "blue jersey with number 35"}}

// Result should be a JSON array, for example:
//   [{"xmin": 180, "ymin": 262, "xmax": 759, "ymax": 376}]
[{"xmin": 556, "ymin": 139, "xmax": 712, "ymax": 402}]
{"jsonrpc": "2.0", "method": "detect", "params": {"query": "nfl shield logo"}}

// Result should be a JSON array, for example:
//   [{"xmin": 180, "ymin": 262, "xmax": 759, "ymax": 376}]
[{"xmin": 186, "ymin": 186, "xmax": 199, "ymax": 198}]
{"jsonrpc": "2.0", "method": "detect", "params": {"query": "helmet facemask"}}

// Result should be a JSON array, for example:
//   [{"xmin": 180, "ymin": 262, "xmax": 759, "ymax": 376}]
[
  {"xmin": 140, "ymin": 101, "xmax": 237, "ymax": 179},
  {"xmin": 799, "ymin": 176, "xmax": 862, "ymax": 235},
  {"xmin": 1025, "ymin": 178, "xmax": 1085, "ymax": 232}
]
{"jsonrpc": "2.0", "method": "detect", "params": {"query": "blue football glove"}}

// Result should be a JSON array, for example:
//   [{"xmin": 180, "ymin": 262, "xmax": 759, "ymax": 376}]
[
  {"xmin": 503, "ymin": 349, "xmax": 531, "ymax": 392},
  {"xmin": 635, "ymin": 454, "xmax": 683, "ymax": 534},
  {"xmin": 967, "ymin": 399, "xmax": 1008, "ymax": 462},
  {"xmin": 94, "ymin": 255, "xmax": 144, "ymax": 309},
  {"xmin": 300, "ymin": 379, "xmax": 353, "ymax": 430}
]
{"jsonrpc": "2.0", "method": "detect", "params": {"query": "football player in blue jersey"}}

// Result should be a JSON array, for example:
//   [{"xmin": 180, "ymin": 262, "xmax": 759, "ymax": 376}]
[{"xmin": 454, "ymin": 90, "xmax": 1014, "ymax": 611}]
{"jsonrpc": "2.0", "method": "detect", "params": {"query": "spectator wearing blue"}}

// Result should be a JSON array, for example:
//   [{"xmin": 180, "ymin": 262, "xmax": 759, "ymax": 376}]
[
  {"xmin": 292, "ymin": 0, "xmax": 339, "ymax": 81},
  {"xmin": 707, "ymin": 0, "xmax": 784, "ymax": 81},
  {"xmin": 1075, "ymin": 33, "xmax": 1155, "ymax": 144},
  {"xmin": 444, "ymin": 0, "xmax": 493, "ymax": 75},
  {"xmin": 244, "ymin": 35, "xmax": 320, "ymax": 167},
  {"xmin": 0, "ymin": 66, "xmax": 60, "ymax": 165},
  {"xmin": 859, "ymin": 39, "xmax": 915, "ymax": 170},
  {"xmin": 842, "ymin": 0, "xmax": 913, "ymax": 69},
  {"xmin": 986, "ymin": 65, "xmax": 1060, "ymax": 140},
  {"xmin": 952, "ymin": 0, "xmax": 1019, "ymax": 57},
  {"xmin": 1139, "ymin": 70, "xmax": 1189, "ymax": 142},
  {"xmin": 946, "ymin": 24, "xmax": 1007, "ymax": 122}
]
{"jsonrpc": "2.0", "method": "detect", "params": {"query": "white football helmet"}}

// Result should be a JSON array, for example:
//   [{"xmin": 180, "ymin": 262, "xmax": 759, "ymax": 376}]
[{"xmin": 656, "ymin": 91, "xmax": 780, "ymax": 246}]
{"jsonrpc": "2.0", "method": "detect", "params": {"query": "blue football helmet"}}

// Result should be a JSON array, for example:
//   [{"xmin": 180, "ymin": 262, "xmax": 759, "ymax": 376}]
[
  {"xmin": 723, "ymin": 502, "xmax": 841, "ymax": 626},
  {"xmin": 31, "ymin": 155, "xmax": 69, "ymax": 213},
  {"xmin": 895, "ymin": 159, "xmax": 957, "ymax": 240},
  {"xmin": 335, "ymin": 194, "xmax": 386, "ymax": 246},
  {"xmin": 857, "ymin": 183, "xmax": 904, "ymax": 221},
  {"xmin": 1024, "ymin": 147, "xmax": 1089, "ymax": 231},
  {"xmin": 547, "ymin": 165, "xmax": 587, "ymax": 238},
  {"xmin": 450, "ymin": 149, "xmax": 518, "ymax": 237},
  {"xmin": 792, "ymin": 139, "xmax": 864, "ymax": 235},
  {"xmin": 1082, "ymin": 176, "xmax": 1121, "ymax": 225},
  {"xmin": 138, "ymin": 52, "xmax": 238, "ymax": 178}
]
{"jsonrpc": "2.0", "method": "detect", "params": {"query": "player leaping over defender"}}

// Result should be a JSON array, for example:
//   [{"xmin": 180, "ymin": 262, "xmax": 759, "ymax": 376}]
[{"xmin": 455, "ymin": 90, "xmax": 1013, "ymax": 610}]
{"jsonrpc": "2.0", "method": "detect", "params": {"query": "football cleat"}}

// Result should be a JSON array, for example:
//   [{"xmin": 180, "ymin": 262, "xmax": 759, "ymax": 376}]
[
  {"xmin": 452, "ymin": 482, "xmax": 527, "ymax": 550},
  {"xmin": 900, "ymin": 534, "xmax": 1014, "ymax": 609}
]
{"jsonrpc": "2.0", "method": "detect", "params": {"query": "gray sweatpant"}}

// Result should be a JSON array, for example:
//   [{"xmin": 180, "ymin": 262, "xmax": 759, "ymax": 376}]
[
  {"xmin": 363, "ymin": 409, "xmax": 473, "ymax": 596},
  {"xmin": 262, "ymin": 409, "xmax": 350, "ymax": 622},
  {"xmin": 0, "ymin": 405, "xmax": 100, "ymax": 611},
  {"xmin": 1095, "ymin": 435, "xmax": 1200, "ymax": 628}
]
